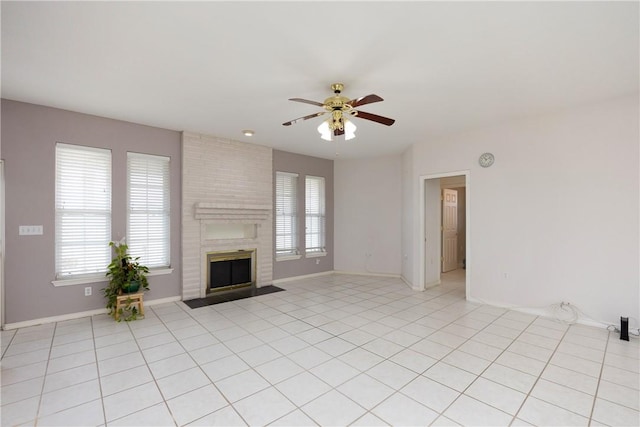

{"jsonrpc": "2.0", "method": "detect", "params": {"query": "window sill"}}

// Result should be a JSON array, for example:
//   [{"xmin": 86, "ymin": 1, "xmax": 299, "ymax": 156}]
[
  {"xmin": 52, "ymin": 274, "xmax": 107, "ymax": 287},
  {"xmin": 147, "ymin": 268, "xmax": 174, "ymax": 277},
  {"xmin": 276, "ymin": 255, "xmax": 302, "ymax": 262},
  {"xmin": 52, "ymin": 268, "xmax": 173, "ymax": 287},
  {"xmin": 306, "ymin": 252, "xmax": 327, "ymax": 258}
]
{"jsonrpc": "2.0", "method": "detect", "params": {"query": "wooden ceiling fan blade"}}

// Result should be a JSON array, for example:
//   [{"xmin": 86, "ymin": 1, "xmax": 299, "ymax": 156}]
[
  {"xmin": 355, "ymin": 110, "xmax": 395, "ymax": 126},
  {"xmin": 348, "ymin": 94, "xmax": 383, "ymax": 108},
  {"xmin": 289, "ymin": 98, "xmax": 325, "ymax": 107},
  {"xmin": 282, "ymin": 111, "xmax": 326, "ymax": 126}
]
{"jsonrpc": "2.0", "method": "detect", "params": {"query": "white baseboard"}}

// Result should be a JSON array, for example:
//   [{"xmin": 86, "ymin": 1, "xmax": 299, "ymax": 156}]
[
  {"xmin": 2, "ymin": 295, "xmax": 182, "ymax": 330},
  {"xmin": 400, "ymin": 275, "xmax": 414, "ymax": 289},
  {"xmin": 146, "ymin": 296, "xmax": 182, "ymax": 306},
  {"xmin": 272, "ymin": 270, "xmax": 334, "ymax": 285},
  {"xmin": 334, "ymin": 270, "xmax": 401, "ymax": 279},
  {"xmin": 512, "ymin": 306, "xmax": 609, "ymax": 329},
  {"xmin": 406, "ymin": 279, "xmax": 441, "ymax": 292},
  {"xmin": 273, "ymin": 270, "xmax": 404, "ymax": 286},
  {"xmin": 4, "ymin": 308, "xmax": 108, "ymax": 330},
  {"xmin": 423, "ymin": 279, "xmax": 442, "ymax": 290},
  {"xmin": 466, "ymin": 296, "xmax": 611, "ymax": 330}
]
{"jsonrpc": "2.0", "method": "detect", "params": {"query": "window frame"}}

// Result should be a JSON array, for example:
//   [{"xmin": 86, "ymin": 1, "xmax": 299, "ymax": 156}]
[
  {"xmin": 54, "ymin": 143, "xmax": 112, "ymax": 280},
  {"xmin": 127, "ymin": 152, "xmax": 171, "ymax": 269},
  {"xmin": 305, "ymin": 175, "xmax": 326, "ymax": 256},
  {"xmin": 275, "ymin": 171, "xmax": 300, "ymax": 260}
]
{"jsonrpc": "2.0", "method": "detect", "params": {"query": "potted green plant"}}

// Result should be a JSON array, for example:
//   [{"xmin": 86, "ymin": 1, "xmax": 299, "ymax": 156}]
[{"xmin": 103, "ymin": 238, "xmax": 149, "ymax": 321}]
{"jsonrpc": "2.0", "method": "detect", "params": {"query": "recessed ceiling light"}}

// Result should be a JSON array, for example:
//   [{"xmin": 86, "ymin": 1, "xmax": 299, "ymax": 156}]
[{"xmin": 242, "ymin": 130, "xmax": 254, "ymax": 137}]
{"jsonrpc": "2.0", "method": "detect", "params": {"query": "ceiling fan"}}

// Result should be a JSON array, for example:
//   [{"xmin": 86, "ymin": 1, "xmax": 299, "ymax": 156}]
[{"xmin": 282, "ymin": 83, "xmax": 395, "ymax": 141}]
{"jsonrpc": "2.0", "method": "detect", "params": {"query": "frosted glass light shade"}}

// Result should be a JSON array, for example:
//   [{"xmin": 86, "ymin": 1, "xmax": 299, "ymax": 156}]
[
  {"xmin": 317, "ymin": 121, "xmax": 333, "ymax": 141},
  {"xmin": 344, "ymin": 119, "xmax": 357, "ymax": 140}
]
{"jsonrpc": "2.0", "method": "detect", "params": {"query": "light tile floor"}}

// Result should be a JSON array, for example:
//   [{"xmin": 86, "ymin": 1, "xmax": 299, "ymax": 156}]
[{"xmin": 1, "ymin": 270, "xmax": 639, "ymax": 426}]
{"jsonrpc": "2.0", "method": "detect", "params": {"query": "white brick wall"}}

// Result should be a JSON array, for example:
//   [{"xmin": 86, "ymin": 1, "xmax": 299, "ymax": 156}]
[{"xmin": 182, "ymin": 132, "xmax": 273, "ymax": 299}]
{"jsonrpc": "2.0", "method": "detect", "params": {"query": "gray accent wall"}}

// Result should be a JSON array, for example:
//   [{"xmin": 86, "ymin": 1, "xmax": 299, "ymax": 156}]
[
  {"xmin": 1, "ymin": 100, "xmax": 182, "ymax": 324},
  {"xmin": 273, "ymin": 150, "xmax": 334, "ymax": 280}
]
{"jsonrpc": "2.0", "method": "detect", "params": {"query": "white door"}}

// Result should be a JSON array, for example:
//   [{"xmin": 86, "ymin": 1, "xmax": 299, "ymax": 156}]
[{"xmin": 442, "ymin": 188, "xmax": 458, "ymax": 272}]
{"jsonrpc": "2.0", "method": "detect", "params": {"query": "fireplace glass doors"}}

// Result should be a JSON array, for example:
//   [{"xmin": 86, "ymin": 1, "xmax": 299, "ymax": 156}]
[{"xmin": 206, "ymin": 250, "xmax": 255, "ymax": 293}]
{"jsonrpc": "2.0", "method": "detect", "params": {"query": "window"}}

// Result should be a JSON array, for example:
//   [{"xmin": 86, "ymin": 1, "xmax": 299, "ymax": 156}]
[
  {"xmin": 127, "ymin": 152, "xmax": 171, "ymax": 268},
  {"xmin": 55, "ymin": 143, "xmax": 111, "ymax": 278},
  {"xmin": 305, "ymin": 175, "xmax": 326, "ymax": 254},
  {"xmin": 275, "ymin": 171, "xmax": 298, "ymax": 258}
]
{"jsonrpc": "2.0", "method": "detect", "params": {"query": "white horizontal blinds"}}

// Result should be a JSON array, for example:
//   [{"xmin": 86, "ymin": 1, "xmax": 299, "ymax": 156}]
[
  {"xmin": 127, "ymin": 152, "xmax": 171, "ymax": 268},
  {"xmin": 275, "ymin": 171, "xmax": 298, "ymax": 257},
  {"xmin": 305, "ymin": 175, "xmax": 326, "ymax": 253},
  {"xmin": 55, "ymin": 143, "xmax": 112, "ymax": 278}
]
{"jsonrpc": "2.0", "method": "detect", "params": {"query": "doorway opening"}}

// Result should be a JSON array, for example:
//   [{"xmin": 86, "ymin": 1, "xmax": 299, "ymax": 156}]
[{"xmin": 420, "ymin": 171, "xmax": 470, "ymax": 298}]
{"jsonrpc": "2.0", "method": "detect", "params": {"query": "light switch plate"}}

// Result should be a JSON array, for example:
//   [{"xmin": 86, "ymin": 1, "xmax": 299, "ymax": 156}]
[{"xmin": 19, "ymin": 225, "xmax": 43, "ymax": 235}]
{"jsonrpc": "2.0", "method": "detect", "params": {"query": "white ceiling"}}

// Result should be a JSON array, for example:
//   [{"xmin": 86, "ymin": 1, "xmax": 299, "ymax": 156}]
[{"xmin": 2, "ymin": 1, "xmax": 638, "ymax": 160}]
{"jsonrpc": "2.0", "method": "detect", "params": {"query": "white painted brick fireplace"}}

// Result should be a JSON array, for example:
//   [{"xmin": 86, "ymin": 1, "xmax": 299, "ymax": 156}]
[{"xmin": 181, "ymin": 132, "xmax": 273, "ymax": 300}]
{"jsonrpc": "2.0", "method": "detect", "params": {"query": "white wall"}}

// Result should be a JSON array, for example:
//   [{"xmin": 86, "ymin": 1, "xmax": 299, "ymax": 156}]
[
  {"xmin": 402, "ymin": 146, "xmax": 416, "ymax": 284},
  {"xmin": 334, "ymin": 155, "xmax": 402, "ymax": 275},
  {"xmin": 403, "ymin": 95, "xmax": 639, "ymax": 325}
]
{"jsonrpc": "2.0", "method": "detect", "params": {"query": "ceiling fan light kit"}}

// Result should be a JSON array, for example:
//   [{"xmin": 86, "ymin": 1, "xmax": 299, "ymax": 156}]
[
  {"xmin": 283, "ymin": 82, "xmax": 395, "ymax": 141},
  {"xmin": 317, "ymin": 118, "xmax": 356, "ymax": 141}
]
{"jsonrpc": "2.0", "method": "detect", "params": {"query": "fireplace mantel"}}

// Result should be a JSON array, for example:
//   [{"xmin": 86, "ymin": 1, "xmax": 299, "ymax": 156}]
[{"xmin": 194, "ymin": 201, "xmax": 271, "ymax": 221}]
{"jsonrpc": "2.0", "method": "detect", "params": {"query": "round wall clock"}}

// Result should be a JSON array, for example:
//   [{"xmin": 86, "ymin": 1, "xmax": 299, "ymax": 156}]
[{"xmin": 479, "ymin": 152, "xmax": 495, "ymax": 168}]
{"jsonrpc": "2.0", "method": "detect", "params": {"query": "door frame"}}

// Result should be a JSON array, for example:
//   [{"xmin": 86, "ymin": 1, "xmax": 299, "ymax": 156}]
[
  {"xmin": 419, "ymin": 170, "xmax": 470, "ymax": 297},
  {"xmin": 1, "ymin": 160, "xmax": 5, "ymax": 328}
]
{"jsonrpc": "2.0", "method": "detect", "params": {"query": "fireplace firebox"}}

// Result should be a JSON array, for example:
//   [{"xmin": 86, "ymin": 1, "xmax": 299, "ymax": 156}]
[{"xmin": 206, "ymin": 249, "xmax": 256, "ymax": 294}]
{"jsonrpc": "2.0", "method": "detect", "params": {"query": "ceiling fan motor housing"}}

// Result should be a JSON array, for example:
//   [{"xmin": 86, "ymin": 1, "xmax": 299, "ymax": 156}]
[
  {"xmin": 324, "ymin": 83, "xmax": 356, "ymax": 131},
  {"xmin": 324, "ymin": 95, "xmax": 350, "ymax": 110}
]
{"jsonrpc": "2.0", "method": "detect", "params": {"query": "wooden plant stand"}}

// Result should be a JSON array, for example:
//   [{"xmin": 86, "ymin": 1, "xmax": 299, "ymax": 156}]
[{"xmin": 114, "ymin": 292, "xmax": 144, "ymax": 321}]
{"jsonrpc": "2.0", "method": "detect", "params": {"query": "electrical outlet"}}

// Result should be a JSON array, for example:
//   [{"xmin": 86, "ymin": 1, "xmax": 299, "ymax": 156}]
[
  {"xmin": 316, "ymin": 258, "xmax": 320, "ymax": 265},
  {"xmin": 84, "ymin": 287, "xmax": 92, "ymax": 296}
]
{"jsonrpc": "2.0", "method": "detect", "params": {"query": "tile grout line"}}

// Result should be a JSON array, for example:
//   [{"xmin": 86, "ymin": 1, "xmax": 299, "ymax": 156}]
[
  {"xmin": 123, "ymin": 308, "xmax": 181, "ymax": 426},
  {"xmin": 209, "ymin": 290, "xmax": 362, "ymax": 426},
  {"xmin": 424, "ymin": 305, "xmax": 540, "ymax": 426},
  {"xmin": 510, "ymin": 321, "xmax": 590, "ymax": 425},
  {"xmin": 341, "ymin": 280, "xmax": 482, "ymax": 425},
  {"xmin": 148, "ymin": 302, "xmax": 251, "ymax": 426},
  {"xmin": 35, "ymin": 320, "xmax": 104, "ymax": 426},
  {"xmin": 191, "ymin": 287, "xmax": 370, "ymax": 426},
  {"xmin": 33, "ymin": 323, "xmax": 57, "ymax": 426},
  {"xmin": 123, "ymin": 305, "xmax": 189, "ymax": 426},
  {"xmin": 202, "ymin": 278, "xmax": 465, "ymax": 426},
  {"xmin": 3, "ymin": 273, "xmax": 637, "ymax": 427},
  {"xmin": 91, "ymin": 316, "xmax": 109, "ymax": 427},
  {"xmin": 10, "ymin": 285, "xmax": 368, "ymax": 426},
  {"xmin": 92, "ymin": 316, "xmax": 171, "ymax": 425},
  {"xmin": 588, "ymin": 328, "xmax": 612, "ymax": 424},
  {"xmin": 0, "ymin": 329, "xmax": 17, "ymax": 359},
  {"xmin": 319, "ymin": 284, "xmax": 505, "ymax": 425}
]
